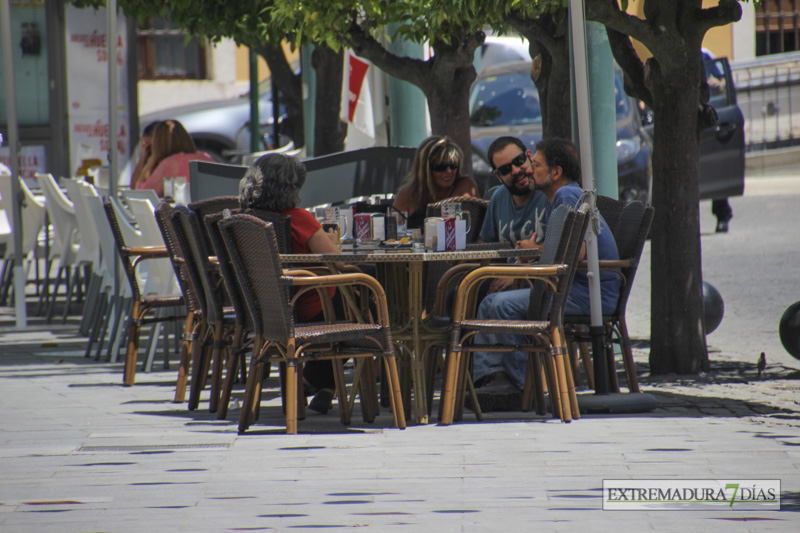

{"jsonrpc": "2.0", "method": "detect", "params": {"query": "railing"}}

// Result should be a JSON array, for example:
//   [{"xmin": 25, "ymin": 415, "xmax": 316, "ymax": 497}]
[{"xmin": 732, "ymin": 51, "xmax": 800, "ymax": 153}]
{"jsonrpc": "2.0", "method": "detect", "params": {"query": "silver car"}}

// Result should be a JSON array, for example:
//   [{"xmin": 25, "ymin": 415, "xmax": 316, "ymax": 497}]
[{"xmin": 139, "ymin": 84, "xmax": 286, "ymax": 163}]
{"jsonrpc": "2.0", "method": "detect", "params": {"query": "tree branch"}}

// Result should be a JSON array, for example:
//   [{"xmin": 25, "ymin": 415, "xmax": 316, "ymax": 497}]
[
  {"xmin": 693, "ymin": 0, "xmax": 743, "ymax": 35},
  {"xmin": 346, "ymin": 23, "xmax": 429, "ymax": 90},
  {"xmin": 605, "ymin": 27, "xmax": 653, "ymax": 109}
]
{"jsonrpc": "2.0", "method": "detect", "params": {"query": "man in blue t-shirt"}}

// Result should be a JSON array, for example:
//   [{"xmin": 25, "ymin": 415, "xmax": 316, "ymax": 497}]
[
  {"xmin": 478, "ymin": 136, "xmax": 548, "ymax": 294},
  {"xmin": 471, "ymin": 138, "xmax": 621, "ymax": 412}
]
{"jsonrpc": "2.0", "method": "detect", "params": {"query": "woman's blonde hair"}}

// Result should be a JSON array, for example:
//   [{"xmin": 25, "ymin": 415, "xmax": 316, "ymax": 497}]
[{"xmin": 400, "ymin": 135, "xmax": 464, "ymax": 211}]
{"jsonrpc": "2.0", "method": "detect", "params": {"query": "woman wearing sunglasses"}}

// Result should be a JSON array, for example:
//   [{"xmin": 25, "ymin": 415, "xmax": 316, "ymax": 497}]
[{"xmin": 392, "ymin": 135, "xmax": 478, "ymax": 229}]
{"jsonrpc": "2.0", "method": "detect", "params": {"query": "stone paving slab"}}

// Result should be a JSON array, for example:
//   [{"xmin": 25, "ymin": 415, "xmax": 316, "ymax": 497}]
[{"xmin": 1, "ymin": 323, "xmax": 799, "ymax": 532}]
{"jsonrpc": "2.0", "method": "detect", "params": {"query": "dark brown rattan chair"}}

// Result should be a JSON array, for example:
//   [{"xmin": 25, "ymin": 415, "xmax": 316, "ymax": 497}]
[
  {"xmin": 170, "ymin": 204, "xmax": 243, "ymax": 414},
  {"xmin": 102, "ymin": 197, "xmax": 186, "ymax": 386},
  {"xmin": 564, "ymin": 200, "xmax": 654, "ymax": 394},
  {"xmin": 204, "ymin": 208, "xmax": 291, "ymax": 420},
  {"xmin": 439, "ymin": 203, "xmax": 589, "ymax": 425},
  {"xmin": 188, "ymin": 196, "xmax": 241, "ymax": 256},
  {"xmin": 154, "ymin": 201, "xmax": 202, "ymax": 403},
  {"xmin": 595, "ymin": 195, "xmax": 625, "ymax": 240},
  {"xmin": 218, "ymin": 212, "xmax": 406, "ymax": 434}
]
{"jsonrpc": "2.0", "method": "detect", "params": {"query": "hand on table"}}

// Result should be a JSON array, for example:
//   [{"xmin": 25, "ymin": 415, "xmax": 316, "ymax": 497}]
[{"xmin": 515, "ymin": 233, "xmax": 542, "ymax": 263}]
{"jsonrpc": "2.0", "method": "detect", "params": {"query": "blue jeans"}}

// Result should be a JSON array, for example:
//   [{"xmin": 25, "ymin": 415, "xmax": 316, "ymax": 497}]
[{"xmin": 471, "ymin": 288, "xmax": 589, "ymax": 390}]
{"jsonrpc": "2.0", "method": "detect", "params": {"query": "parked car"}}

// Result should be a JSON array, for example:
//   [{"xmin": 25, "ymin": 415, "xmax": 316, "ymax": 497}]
[
  {"xmin": 675, "ymin": 56, "xmax": 745, "ymax": 200},
  {"xmin": 469, "ymin": 60, "xmax": 653, "ymax": 202},
  {"xmin": 139, "ymin": 82, "xmax": 288, "ymax": 164}
]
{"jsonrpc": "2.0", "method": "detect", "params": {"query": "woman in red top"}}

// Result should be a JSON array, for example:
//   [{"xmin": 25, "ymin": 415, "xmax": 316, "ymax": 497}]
[
  {"xmin": 239, "ymin": 153, "xmax": 343, "ymax": 413},
  {"xmin": 134, "ymin": 119, "xmax": 215, "ymax": 196}
]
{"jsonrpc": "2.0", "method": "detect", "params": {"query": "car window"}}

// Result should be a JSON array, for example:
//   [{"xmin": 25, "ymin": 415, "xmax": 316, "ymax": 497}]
[{"xmin": 469, "ymin": 71, "xmax": 542, "ymax": 126}]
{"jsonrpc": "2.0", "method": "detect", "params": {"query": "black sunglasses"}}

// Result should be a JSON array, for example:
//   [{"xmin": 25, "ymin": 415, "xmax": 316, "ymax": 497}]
[
  {"xmin": 430, "ymin": 162, "xmax": 459, "ymax": 172},
  {"xmin": 494, "ymin": 152, "xmax": 528, "ymax": 177}
]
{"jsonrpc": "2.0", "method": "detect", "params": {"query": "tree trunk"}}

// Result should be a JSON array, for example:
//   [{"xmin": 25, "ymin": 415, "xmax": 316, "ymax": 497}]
[
  {"xmin": 647, "ymin": 59, "xmax": 709, "ymax": 374},
  {"xmin": 311, "ymin": 45, "xmax": 347, "ymax": 156},
  {"xmin": 257, "ymin": 44, "xmax": 304, "ymax": 149},
  {"xmin": 425, "ymin": 61, "xmax": 476, "ymax": 173},
  {"xmin": 347, "ymin": 27, "xmax": 482, "ymax": 169},
  {"xmin": 510, "ymin": 15, "xmax": 572, "ymax": 140}
]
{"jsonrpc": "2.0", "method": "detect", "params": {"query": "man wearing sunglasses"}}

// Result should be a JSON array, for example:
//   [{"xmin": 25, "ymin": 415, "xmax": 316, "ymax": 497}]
[
  {"xmin": 471, "ymin": 137, "xmax": 621, "ymax": 412},
  {"xmin": 478, "ymin": 136, "xmax": 549, "ymax": 294}
]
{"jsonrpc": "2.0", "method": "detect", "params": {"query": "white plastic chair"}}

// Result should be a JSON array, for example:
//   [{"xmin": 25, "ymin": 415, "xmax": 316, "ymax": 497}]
[
  {"xmin": 0, "ymin": 175, "xmax": 47, "ymax": 306},
  {"xmin": 36, "ymin": 173, "xmax": 82, "ymax": 321},
  {"xmin": 83, "ymin": 193, "xmax": 129, "ymax": 362}
]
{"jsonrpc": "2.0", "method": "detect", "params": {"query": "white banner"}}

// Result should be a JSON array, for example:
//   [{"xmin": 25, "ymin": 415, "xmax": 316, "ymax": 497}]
[
  {"xmin": 340, "ymin": 52, "xmax": 387, "ymax": 150},
  {"xmin": 65, "ymin": 5, "xmax": 130, "ymax": 177},
  {"xmin": 603, "ymin": 479, "xmax": 781, "ymax": 511}
]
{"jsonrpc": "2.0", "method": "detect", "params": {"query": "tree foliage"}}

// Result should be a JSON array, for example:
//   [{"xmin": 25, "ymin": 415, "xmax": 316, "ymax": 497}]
[{"xmin": 270, "ymin": 0, "xmax": 553, "ymax": 162}]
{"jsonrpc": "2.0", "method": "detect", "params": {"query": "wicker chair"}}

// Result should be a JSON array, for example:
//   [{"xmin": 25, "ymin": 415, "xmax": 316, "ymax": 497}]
[
  {"xmin": 188, "ymin": 196, "xmax": 241, "ymax": 257},
  {"xmin": 102, "ymin": 197, "xmax": 186, "ymax": 386},
  {"xmin": 564, "ymin": 200, "xmax": 654, "ymax": 394},
  {"xmin": 217, "ymin": 212, "xmax": 406, "ymax": 434},
  {"xmin": 154, "ymin": 201, "xmax": 203, "ymax": 403},
  {"xmin": 169, "ymin": 204, "xmax": 243, "ymax": 413},
  {"xmin": 203, "ymin": 207, "xmax": 292, "ymax": 420},
  {"xmin": 439, "ymin": 203, "xmax": 589, "ymax": 425}
]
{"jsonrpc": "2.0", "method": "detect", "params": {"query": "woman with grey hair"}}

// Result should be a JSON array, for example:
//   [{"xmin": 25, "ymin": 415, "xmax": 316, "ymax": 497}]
[{"xmin": 239, "ymin": 153, "xmax": 342, "ymax": 413}]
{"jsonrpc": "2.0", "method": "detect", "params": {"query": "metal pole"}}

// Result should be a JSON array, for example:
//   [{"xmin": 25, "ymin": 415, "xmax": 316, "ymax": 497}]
[
  {"xmin": 569, "ymin": 0, "xmax": 608, "ymax": 393},
  {"xmin": 107, "ymin": 0, "xmax": 120, "ymax": 336},
  {"xmin": 1, "ymin": 0, "xmax": 27, "ymax": 328},
  {"xmin": 108, "ymin": 0, "xmax": 118, "ymax": 195},
  {"xmin": 249, "ymin": 50, "xmax": 260, "ymax": 153}
]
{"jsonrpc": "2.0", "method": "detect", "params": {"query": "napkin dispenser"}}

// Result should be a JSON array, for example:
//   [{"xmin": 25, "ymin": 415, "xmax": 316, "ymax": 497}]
[{"xmin": 424, "ymin": 217, "xmax": 466, "ymax": 251}]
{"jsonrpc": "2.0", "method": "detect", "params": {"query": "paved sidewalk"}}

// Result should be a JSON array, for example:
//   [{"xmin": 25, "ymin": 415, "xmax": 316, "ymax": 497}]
[{"xmin": 0, "ymin": 310, "xmax": 798, "ymax": 532}]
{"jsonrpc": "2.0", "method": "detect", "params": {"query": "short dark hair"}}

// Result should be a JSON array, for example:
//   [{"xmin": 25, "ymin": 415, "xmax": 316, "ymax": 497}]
[
  {"xmin": 535, "ymin": 137, "xmax": 581, "ymax": 185},
  {"xmin": 487, "ymin": 136, "xmax": 527, "ymax": 170},
  {"xmin": 239, "ymin": 153, "xmax": 306, "ymax": 211}
]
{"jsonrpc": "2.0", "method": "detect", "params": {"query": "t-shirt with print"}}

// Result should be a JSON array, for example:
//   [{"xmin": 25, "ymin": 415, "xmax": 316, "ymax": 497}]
[
  {"xmin": 281, "ymin": 207, "xmax": 336, "ymax": 322},
  {"xmin": 543, "ymin": 181, "xmax": 621, "ymax": 314},
  {"xmin": 479, "ymin": 186, "xmax": 549, "ymax": 246}
]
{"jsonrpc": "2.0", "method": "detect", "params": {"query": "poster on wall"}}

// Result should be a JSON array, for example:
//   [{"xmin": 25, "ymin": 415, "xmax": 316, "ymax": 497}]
[
  {"xmin": 65, "ymin": 5, "xmax": 130, "ymax": 179},
  {"xmin": 0, "ymin": 145, "xmax": 47, "ymax": 179}
]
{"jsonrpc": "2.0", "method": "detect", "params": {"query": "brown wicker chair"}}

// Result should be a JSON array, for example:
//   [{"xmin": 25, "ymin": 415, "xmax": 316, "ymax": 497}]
[
  {"xmin": 439, "ymin": 203, "xmax": 589, "ymax": 425},
  {"xmin": 564, "ymin": 200, "xmax": 654, "ymax": 394},
  {"xmin": 154, "ymin": 201, "xmax": 203, "ymax": 403},
  {"xmin": 169, "ymin": 204, "xmax": 244, "ymax": 414},
  {"xmin": 102, "ymin": 197, "xmax": 186, "ymax": 386},
  {"xmin": 203, "ymin": 208, "xmax": 292, "ymax": 420},
  {"xmin": 217, "ymin": 212, "xmax": 406, "ymax": 434}
]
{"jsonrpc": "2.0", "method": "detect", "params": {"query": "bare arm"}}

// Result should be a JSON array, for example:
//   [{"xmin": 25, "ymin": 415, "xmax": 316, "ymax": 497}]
[
  {"xmin": 306, "ymin": 227, "xmax": 345, "ymax": 271},
  {"xmin": 392, "ymin": 186, "xmax": 416, "ymax": 216}
]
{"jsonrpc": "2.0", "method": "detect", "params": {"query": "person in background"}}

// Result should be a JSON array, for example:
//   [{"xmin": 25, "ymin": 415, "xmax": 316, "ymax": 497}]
[
  {"xmin": 702, "ymin": 48, "xmax": 733, "ymax": 233},
  {"xmin": 392, "ymin": 135, "xmax": 478, "ymax": 229},
  {"xmin": 239, "ymin": 153, "xmax": 343, "ymax": 414},
  {"xmin": 134, "ymin": 119, "xmax": 215, "ymax": 196},
  {"xmin": 129, "ymin": 121, "xmax": 160, "ymax": 189}
]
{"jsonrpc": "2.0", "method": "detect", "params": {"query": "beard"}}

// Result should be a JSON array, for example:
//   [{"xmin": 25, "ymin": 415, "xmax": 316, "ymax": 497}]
[{"xmin": 503, "ymin": 173, "xmax": 535, "ymax": 197}]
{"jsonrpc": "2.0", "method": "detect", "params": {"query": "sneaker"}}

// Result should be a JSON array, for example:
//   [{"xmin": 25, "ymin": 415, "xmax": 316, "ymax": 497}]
[
  {"xmin": 715, "ymin": 219, "xmax": 729, "ymax": 233},
  {"xmin": 473, "ymin": 372, "xmax": 522, "ymax": 412}
]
